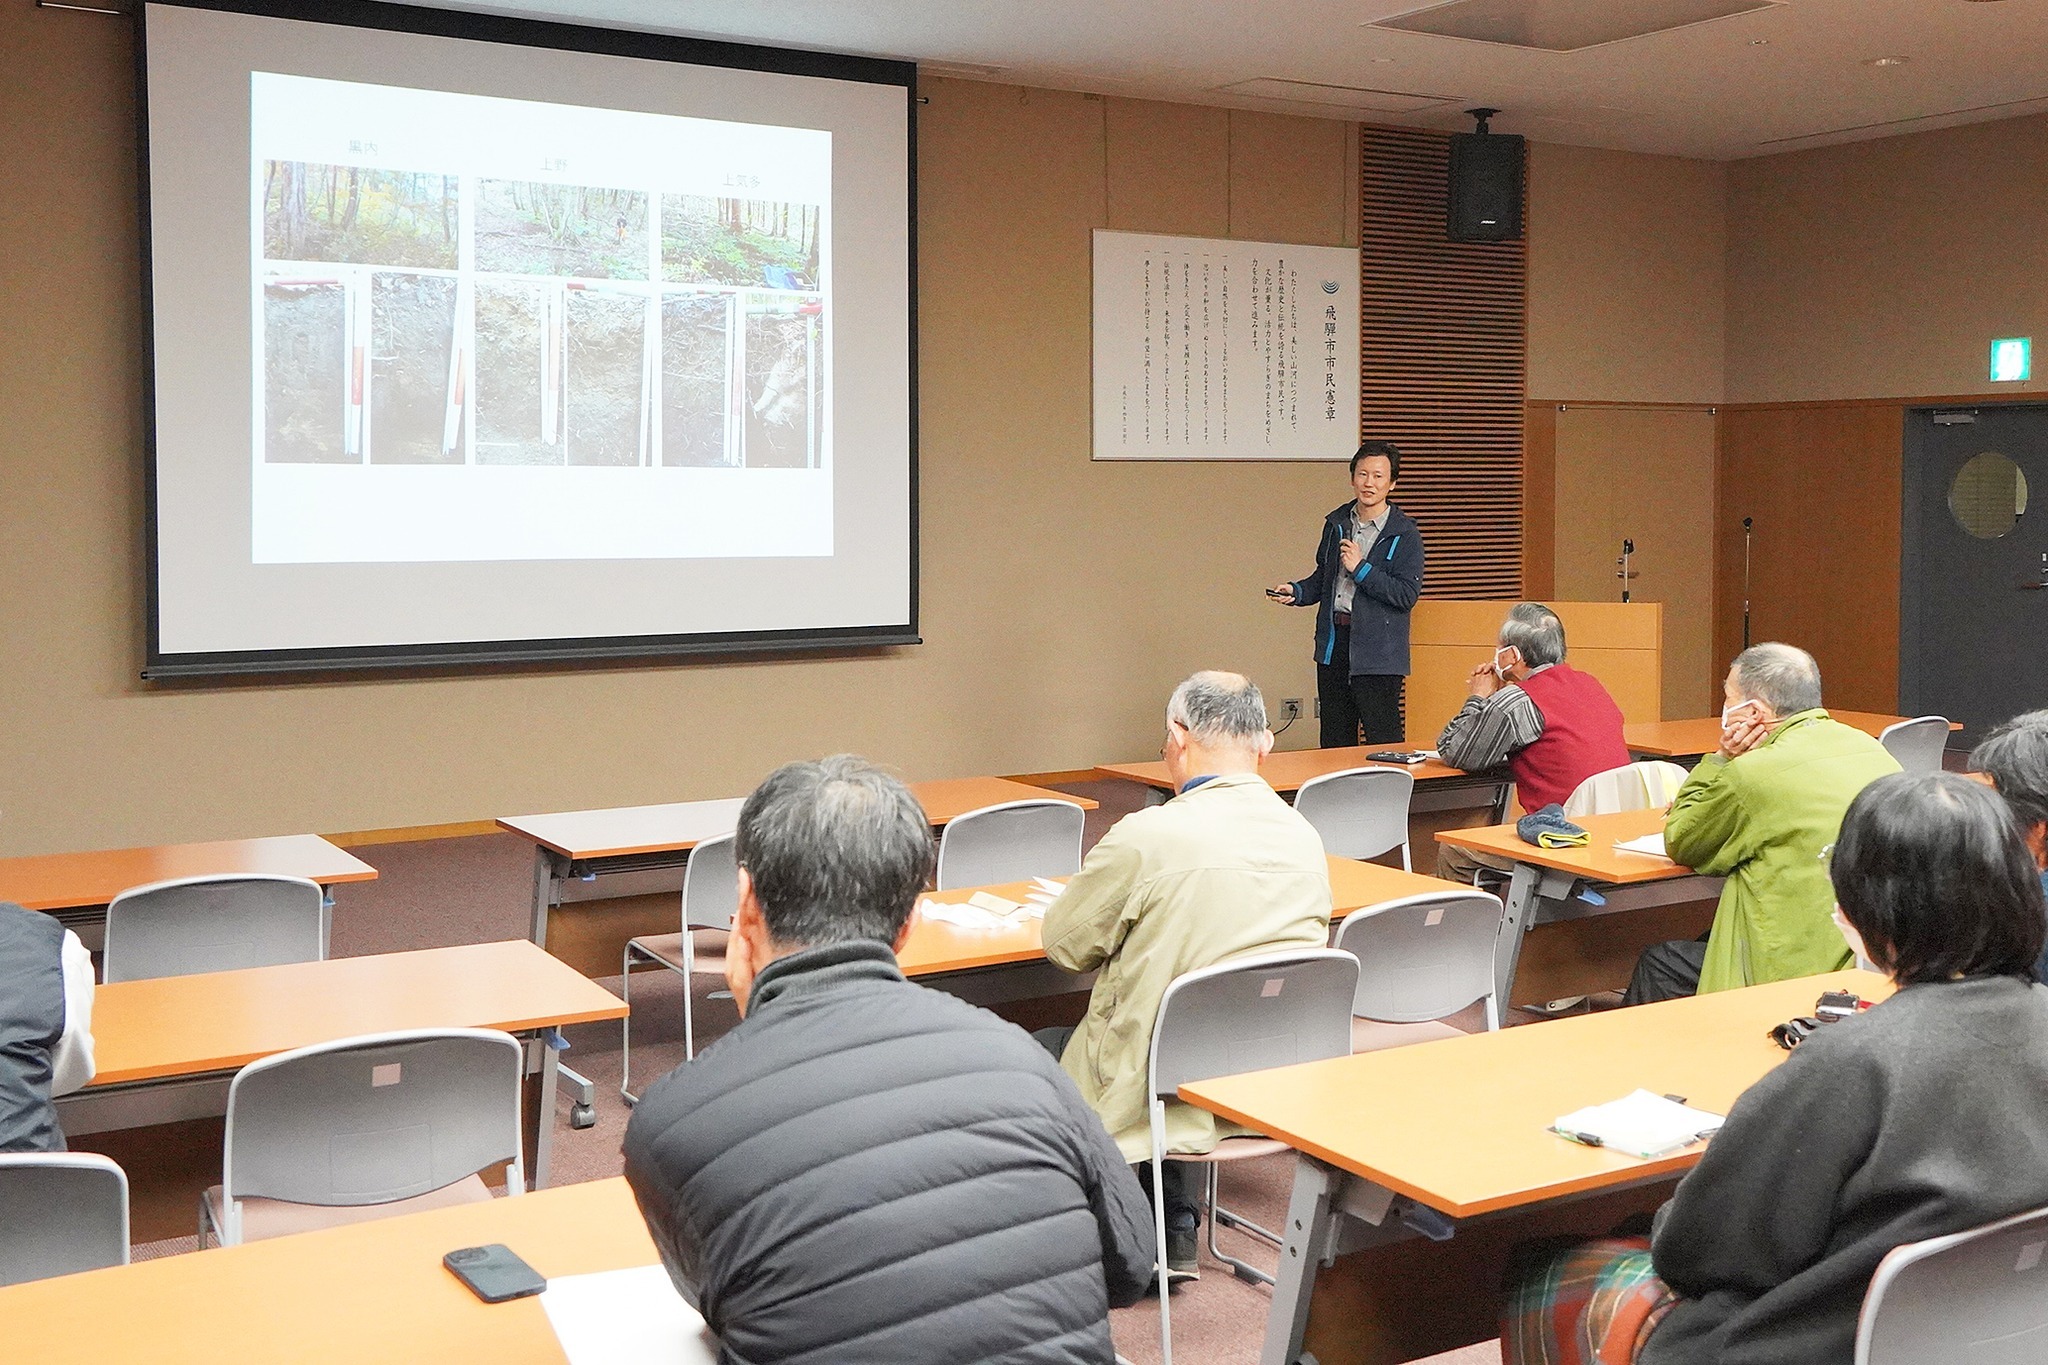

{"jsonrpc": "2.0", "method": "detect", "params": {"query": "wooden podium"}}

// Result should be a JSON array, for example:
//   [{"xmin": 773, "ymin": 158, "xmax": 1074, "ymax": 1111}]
[{"xmin": 1407, "ymin": 601, "xmax": 1663, "ymax": 748}]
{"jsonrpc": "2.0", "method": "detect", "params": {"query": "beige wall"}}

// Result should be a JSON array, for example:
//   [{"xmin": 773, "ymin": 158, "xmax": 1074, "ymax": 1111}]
[
  {"xmin": 1728, "ymin": 113, "xmax": 2048, "ymax": 404},
  {"xmin": 0, "ymin": 15, "xmax": 1380, "ymax": 856},
  {"xmin": 1527, "ymin": 143, "xmax": 1727, "ymax": 406}
]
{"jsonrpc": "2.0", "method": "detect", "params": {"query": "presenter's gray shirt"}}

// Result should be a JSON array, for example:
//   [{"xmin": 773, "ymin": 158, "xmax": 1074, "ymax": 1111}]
[{"xmin": 1331, "ymin": 508, "xmax": 1387, "ymax": 617}]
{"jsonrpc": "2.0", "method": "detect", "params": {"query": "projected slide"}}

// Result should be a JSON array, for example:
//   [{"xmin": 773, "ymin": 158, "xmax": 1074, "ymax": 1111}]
[{"xmin": 251, "ymin": 75, "xmax": 831, "ymax": 563}]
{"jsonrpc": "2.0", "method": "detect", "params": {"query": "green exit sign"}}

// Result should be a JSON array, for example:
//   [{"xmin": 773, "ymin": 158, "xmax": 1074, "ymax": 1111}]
[{"xmin": 1991, "ymin": 337, "xmax": 2032, "ymax": 383}]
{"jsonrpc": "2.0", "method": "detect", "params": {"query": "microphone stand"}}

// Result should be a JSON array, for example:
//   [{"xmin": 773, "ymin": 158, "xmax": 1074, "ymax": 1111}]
[
  {"xmin": 1617, "ymin": 539, "xmax": 1634, "ymax": 604},
  {"xmin": 1742, "ymin": 517, "xmax": 1753, "ymax": 649}
]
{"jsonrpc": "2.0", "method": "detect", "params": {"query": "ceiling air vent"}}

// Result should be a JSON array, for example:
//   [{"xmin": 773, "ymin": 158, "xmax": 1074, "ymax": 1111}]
[{"xmin": 1372, "ymin": 0, "xmax": 1780, "ymax": 53}]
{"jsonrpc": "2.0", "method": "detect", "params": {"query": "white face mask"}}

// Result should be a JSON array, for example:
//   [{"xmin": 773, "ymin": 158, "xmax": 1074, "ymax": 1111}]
[
  {"xmin": 1722, "ymin": 699, "xmax": 1761, "ymax": 731},
  {"xmin": 1493, "ymin": 646, "xmax": 1520, "ymax": 679},
  {"xmin": 1833, "ymin": 906, "xmax": 1874, "ymax": 971}
]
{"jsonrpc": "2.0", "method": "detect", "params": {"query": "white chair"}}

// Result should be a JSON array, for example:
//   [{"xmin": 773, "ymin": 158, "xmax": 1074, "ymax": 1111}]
[
  {"xmin": 199, "ymin": 1028, "xmax": 523, "ymax": 1247},
  {"xmin": 1294, "ymin": 767, "xmax": 1416, "ymax": 868},
  {"xmin": 1147, "ymin": 949, "xmax": 1359, "ymax": 1364},
  {"xmin": 934, "ymin": 799, "xmax": 1085, "ymax": 890},
  {"xmin": 621, "ymin": 834, "xmax": 739, "ymax": 1100},
  {"xmin": 1562, "ymin": 760, "xmax": 1690, "ymax": 818},
  {"xmin": 1333, "ymin": 888, "xmax": 1507, "ymax": 1050},
  {"xmin": 1855, "ymin": 1202, "xmax": 2048, "ymax": 1364},
  {"xmin": 0, "ymin": 1153, "xmax": 128, "ymax": 1286},
  {"xmin": 1878, "ymin": 716, "xmax": 1950, "ymax": 774},
  {"xmin": 102, "ymin": 873, "xmax": 325, "ymax": 984}
]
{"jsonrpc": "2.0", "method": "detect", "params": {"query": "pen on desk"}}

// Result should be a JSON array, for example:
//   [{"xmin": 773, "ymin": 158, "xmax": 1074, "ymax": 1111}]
[{"xmin": 1553, "ymin": 1127, "xmax": 1604, "ymax": 1147}]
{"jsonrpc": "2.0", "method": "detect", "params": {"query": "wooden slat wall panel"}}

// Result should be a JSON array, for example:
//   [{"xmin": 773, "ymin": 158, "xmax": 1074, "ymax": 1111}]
[{"xmin": 1361, "ymin": 126, "xmax": 1527, "ymax": 601}]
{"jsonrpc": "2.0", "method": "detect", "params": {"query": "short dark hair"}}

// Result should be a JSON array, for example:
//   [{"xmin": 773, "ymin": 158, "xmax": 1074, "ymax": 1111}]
[
  {"xmin": 734, "ymin": 755, "xmax": 935, "ymax": 949},
  {"xmin": 1972, "ymin": 709, "xmax": 2048, "ymax": 834},
  {"xmin": 1349, "ymin": 440, "xmax": 1401, "ymax": 480},
  {"xmin": 1831, "ymin": 772, "xmax": 2045, "ymax": 984}
]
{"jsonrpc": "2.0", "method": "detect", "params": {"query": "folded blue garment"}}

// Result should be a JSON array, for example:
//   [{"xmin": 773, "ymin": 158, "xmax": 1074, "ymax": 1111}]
[{"xmin": 1516, "ymin": 803, "xmax": 1589, "ymax": 849}]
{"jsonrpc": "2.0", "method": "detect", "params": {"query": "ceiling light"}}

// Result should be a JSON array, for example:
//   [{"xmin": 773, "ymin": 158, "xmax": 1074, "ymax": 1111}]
[
  {"xmin": 1748, "ymin": 38, "xmax": 1770, "ymax": 45},
  {"xmin": 1863, "ymin": 55, "xmax": 1911, "ymax": 67}
]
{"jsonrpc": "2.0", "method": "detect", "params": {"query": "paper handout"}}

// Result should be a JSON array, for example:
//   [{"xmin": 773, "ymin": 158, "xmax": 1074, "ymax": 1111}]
[
  {"xmin": 1613, "ymin": 832, "xmax": 1668, "ymax": 858},
  {"xmin": 1553, "ymin": 1089, "xmax": 1725, "ymax": 1159},
  {"xmin": 539, "ymin": 1264, "xmax": 718, "ymax": 1365}
]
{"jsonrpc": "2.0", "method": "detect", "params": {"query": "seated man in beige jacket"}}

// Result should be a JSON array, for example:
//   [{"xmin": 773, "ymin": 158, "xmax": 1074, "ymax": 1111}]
[{"xmin": 1039, "ymin": 671, "xmax": 1333, "ymax": 1281}]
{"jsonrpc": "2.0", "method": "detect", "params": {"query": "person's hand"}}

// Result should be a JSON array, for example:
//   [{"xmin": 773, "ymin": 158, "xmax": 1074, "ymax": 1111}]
[
  {"xmin": 1338, "ymin": 538, "xmax": 1364, "ymax": 573},
  {"xmin": 1266, "ymin": 582, "xmax": 1297, "ymax": 605},
  {"xmin": 1718, "ymin": 711, "xmax": 1774, "ymax": 761},
  {"xmin": 1467, "ymin": 662, "xmax": 1500, "ymax": 699}
]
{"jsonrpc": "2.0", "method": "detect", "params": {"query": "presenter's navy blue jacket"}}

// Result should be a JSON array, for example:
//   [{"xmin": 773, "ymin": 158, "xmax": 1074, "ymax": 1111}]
[{"xmin": 1287, "ymin": 501, "xmax": 1425, "ymax": 678}]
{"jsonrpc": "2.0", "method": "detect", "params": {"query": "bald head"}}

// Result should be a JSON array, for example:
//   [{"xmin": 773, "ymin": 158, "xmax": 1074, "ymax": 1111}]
[
  {"xmin": 1730, "ymin": 643, "xmax": 1823, "ymax": 718},
  {"xmin": 1166, "ymin": 671, "xmax": 1270, "ymax": 753}
]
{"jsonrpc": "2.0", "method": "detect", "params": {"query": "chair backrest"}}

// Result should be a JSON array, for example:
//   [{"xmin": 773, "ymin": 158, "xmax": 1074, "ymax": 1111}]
[
  {"xmin": 1293, "ymin": 767, "xmax": 1416, "ymax": 861},
  {"xmin": 223, "ymin": 1028, "xmax": 523, "ymax": 1213},
  {"xmin": 1332, "ymin": 889, "xmax": 1507, "ymax": 1030},
  {"xmin": 0, "ymin": 1153, "xmax": 128, "ymax": 1287},
  {"xmin": 1878, "ymin": 716, "xmax": 1950, "ymax": 774},
  {"xmin": 1148, "ymin": 949, "xmax": 1359, "ymax": 1100},
  {"xmin": 1562, "ymin": 761, "xmax": 1691, "ymax": 818},
  {"xmin": 1856, "ymin": 1202, "xmax": 2048, "ymax": 1365},
  {"xmin": 102, "ymin": 873, "xmax": 325, "ymax": 984},
  {"xmin": 934, "ymin": 799, "xmax": 1085, "ymax": 890},
  {"xmin": 682, "ymin": 833, "xmax": 740, "ymax": 932}
]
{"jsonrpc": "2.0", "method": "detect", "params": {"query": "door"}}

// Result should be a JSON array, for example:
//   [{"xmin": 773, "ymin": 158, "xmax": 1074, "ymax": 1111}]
[
  {"xmin": 1901, "ymin": 405, "xmax": 2048, "ymax": 746},
  {"xmin": 1553, "ymin": 407, "xmax": 1719, "ymax": 718}
]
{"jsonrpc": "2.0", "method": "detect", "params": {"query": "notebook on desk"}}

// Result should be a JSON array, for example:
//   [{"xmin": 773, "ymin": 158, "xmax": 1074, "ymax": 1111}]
[{"xmin": 541, "ymin": 1264, "xmax": 718, "ymax": 1365}]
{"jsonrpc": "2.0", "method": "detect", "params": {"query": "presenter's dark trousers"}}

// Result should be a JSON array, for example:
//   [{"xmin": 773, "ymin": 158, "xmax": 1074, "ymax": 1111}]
[{"xmin": 1318, "ymin": 621, "xmax": 1405, "ymax": 747}]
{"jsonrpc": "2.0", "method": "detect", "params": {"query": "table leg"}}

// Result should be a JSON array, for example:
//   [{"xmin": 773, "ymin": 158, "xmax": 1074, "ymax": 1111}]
[
  {"xmin": 1263, "ymin": 1158, "xmax": 1339, "ymax": 1365},
  {"xmin": 523, "ymin": 1031, "xmax": 561, "ymax": 1190},
  {"xmin": 1493, "ymin": 861, "xmax": 1541, "ymax": 1013},
  {"xmin": 528, "ymin": 846, "xmax": 562, "ymax": 948}
]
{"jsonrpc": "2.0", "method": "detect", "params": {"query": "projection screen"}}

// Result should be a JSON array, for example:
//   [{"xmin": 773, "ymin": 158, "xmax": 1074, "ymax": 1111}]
[{"xmin": 140, "ymin": 0, "xmax": 916, "ymax": 676}]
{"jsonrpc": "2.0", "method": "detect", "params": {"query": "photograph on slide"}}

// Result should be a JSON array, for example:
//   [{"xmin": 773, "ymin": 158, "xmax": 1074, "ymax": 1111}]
[{"xmin": 249, "ymin": 70, "xmax": 833, "ymax": 553}]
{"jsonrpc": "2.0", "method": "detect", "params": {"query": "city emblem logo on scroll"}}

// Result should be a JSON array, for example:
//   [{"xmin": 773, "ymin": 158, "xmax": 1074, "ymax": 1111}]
[{"xmin": 1321, "ymin": 279, "xmax": 1341, "ymax": 294}]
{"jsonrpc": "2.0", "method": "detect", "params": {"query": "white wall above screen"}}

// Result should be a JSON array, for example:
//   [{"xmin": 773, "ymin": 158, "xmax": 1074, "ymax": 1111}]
[
  {"xmin": 1091, "ymin": 230, "xmax": 1360, "ymax": 460},
  {"xmin": 140, "ymin": 0, "xmax": 915, "ymax": 676}
]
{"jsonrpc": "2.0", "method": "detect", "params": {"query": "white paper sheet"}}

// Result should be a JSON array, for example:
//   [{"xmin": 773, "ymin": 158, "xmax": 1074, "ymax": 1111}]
[
  {"xmin": 540, "ymin": 1264, "xmax": 718, "ymax": 1365},
  {"xmin": 1614, "ymin": 832, "xmax": 1668, "ymax": 858},
  {"xmin": 1554, "ymin": 1089, "xmax": 1725, "ymax": 1159}
]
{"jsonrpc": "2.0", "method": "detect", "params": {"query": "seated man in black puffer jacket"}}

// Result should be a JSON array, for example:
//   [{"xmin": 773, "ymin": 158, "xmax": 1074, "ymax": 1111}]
[{"xmin": 623, "ymin": 755, "xmax": 1157, "ymax": 1365}]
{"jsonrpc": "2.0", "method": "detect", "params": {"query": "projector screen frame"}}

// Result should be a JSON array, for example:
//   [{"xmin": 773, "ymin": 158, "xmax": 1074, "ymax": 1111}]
[{"xmin": 136, "ymin": 0, "xmax": 920, "ymax": 681}]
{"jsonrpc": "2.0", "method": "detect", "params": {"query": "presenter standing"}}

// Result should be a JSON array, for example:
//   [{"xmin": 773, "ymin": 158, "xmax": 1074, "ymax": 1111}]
[{"xmin": 1267, "ymin": 440, "xmax": 1425, "ymax": 746}]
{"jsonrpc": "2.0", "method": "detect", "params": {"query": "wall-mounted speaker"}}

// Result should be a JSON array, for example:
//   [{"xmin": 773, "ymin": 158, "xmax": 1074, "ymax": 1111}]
[{"xmin": 1447, "ymin": 109, "xmax": 1524, "ymax": 243}]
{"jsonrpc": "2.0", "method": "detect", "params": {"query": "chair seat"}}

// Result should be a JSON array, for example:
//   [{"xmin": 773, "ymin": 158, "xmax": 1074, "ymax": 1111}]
[
  {"xmin": 1164, "ymin": 1135, "xmax": 1291, "ymax": 1164},
  {"xmin": 628, "ymin": 929, "xmax": 730, "ymax": 974},
  {"xmin": 206, "ymin": 1172, "xmax": 492, "ymax": 1243},
  {"xmin": 1350, "ymin": 1016, "xmax": 1468, "ymax": 1054}
]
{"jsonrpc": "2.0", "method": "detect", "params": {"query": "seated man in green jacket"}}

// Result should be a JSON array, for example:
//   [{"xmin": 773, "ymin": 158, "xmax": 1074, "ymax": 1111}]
[{"xmin": 1625, "ymin": 643, "xmax": 1900, "ymax": 1005}]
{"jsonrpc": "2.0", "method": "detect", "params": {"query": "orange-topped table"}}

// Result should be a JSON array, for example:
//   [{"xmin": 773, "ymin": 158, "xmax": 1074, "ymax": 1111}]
[
  {"xmin": 0, "ymin": 834, "xmax": 377, "ymax": 941},
  {"xmin": 1181, "ymin": 969, "xmax": 1891, "ymax": 1365},
  {"xmin": 1624, "ymin": 711, "xmax": 1958, "ymax": 760},
  {"xmin": 63, "ymin": 941, "xmax": 625, "ymax": 1190},
  {"xmin": 500, "ymin": 777, "xmax": 1096, "ymax": 947},
  {"xmin": 1436, "ymin": 809, "xmax": 1721, "ymax": 1008},
  {"xmin": 0, "ymin": 1177, "xmax": 702, "ymax": 1365},
  {"xmin": 1093, "ymin": 746, "xmax": 1509, "ymax": 823},
  {"xmin": 896, "ymin": 856, "xmax": 1459, "ymax": 981}
]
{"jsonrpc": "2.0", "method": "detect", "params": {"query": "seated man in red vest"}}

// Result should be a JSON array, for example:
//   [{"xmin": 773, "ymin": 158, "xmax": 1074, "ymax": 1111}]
[{"xmin": 1436, "ymin": 602, "xmax": 1631, "ymax": 883}]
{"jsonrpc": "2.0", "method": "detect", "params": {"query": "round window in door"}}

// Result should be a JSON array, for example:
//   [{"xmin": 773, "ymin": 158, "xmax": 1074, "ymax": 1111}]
[{"xmin": 1949, "ymin": 451, "xmax": 2030, "ymax": 539}]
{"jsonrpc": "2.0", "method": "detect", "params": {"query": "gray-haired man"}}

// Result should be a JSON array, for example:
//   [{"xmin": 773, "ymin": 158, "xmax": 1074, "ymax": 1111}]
[
  {"xmin": 1039, "ymin": 672, "xmax": 1332, "ymax": 1279},
  {"xmin": 623, "ymin": 756, "xmax": 1155, "ymax": 1364},
  {"xmin": 1435, "ymin": 603, "xmax": 1631, "ymax": 881}
]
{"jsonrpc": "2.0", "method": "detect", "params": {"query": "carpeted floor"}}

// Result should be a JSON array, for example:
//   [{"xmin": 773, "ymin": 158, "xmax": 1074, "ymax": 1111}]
[{"xmin": 132, "ymin": 778, "xmax": 1505, "ymax": 1364}]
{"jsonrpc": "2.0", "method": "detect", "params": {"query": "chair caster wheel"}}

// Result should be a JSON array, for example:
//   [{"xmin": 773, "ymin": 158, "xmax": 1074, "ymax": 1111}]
[{"xmin": 570, "ymin": 1103, "xmax": 596, "ymax": 1130}]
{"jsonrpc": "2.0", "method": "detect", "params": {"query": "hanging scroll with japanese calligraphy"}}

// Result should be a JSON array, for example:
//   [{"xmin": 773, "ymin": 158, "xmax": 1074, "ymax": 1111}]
[{"xmin": 1090, "ymin": 229, "xmax": 1360, "ymax": 461}]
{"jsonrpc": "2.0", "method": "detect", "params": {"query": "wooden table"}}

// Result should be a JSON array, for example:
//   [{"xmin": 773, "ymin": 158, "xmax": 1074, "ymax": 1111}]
[
  {"xmin": 0, "ymin": 834, "xmax": 377, "ymax": 944},
  {"xmin": 0, "ymin": 1177, "xmax": 695, "ymax": 1365},
  {"xmin": 1092, "ymin": 746, "xmax": 1509, "ymax": 824},
  {"xmin": 499, "ymin": 777, "xmax": 1097, "ymax": 948},
  {"xmin": 1181, "ymin": 968, "xmax": 1891, "ymax": 1365},
  {"xmin": 61, "ymin": 941, "xmax": 626, "ymax": 1193},
  {"xmin": 897, "ymin": 856, "xmax": 1460, "ymax": 985},
  {"xmin": 1435, "ymin": 809, "xmax": 1722, "ymax": 1008},
  {"xmin": 1624, "ymin": 711, "xmax": 1958, "ymax": 760}
]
